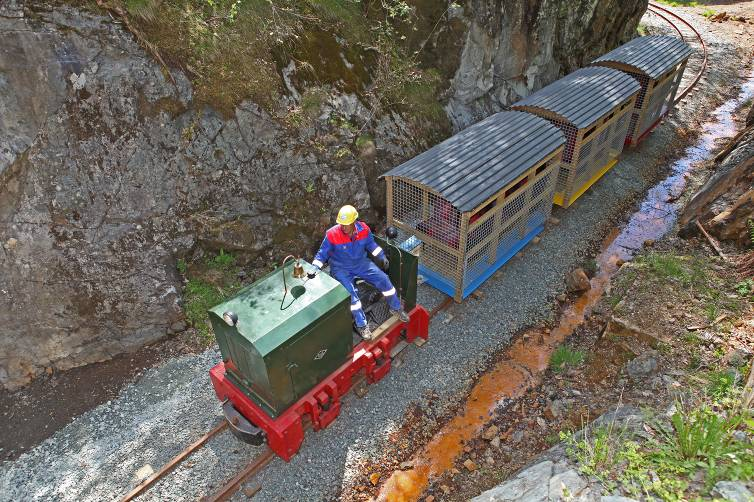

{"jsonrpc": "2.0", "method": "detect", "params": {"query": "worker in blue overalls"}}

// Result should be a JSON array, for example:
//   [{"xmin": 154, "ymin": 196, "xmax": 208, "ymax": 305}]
[{"xmin": 308, "ymin": 205, "xmax": 409, "ymax": 340}]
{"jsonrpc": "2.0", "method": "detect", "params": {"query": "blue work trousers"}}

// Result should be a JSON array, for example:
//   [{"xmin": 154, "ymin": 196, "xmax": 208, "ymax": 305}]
[{"xmin": 331, "ymin": 261, "xmax": 401, "ymax": 328}]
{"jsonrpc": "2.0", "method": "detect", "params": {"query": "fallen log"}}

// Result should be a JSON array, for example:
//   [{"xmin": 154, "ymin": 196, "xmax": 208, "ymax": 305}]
[
  {"xmin": 707, "ymin": 188, "xmax": 754, "ymax": 245},
  {"xmin": 714, "ymin": 124, "xmax": 753, "ymax": 163},
  {"xmin": 679, "ymin": 154, "xmax": 754, "ymax": 230}
]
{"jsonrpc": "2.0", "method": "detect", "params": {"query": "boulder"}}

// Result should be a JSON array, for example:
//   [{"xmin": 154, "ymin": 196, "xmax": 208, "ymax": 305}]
[
  {"xmin": 626, "ymin": 351, "xmax": 659, "ymax": 379},
  {"xmin": 566, "ymin": 268, "xmax": 592, "ymax": 293},
  {"xmin": 712, "ymin": 481, "xmax": 754, "ymax": 502}
]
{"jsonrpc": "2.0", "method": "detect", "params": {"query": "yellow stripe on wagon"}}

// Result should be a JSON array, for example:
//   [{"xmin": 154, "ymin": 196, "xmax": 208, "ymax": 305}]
[{"xmin": 553, "ymin": 158, "xmax": 619, "ymax": 208}]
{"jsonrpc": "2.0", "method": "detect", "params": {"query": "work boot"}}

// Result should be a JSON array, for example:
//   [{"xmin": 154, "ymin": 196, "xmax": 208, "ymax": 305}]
[
  {"xmin": 390, "ymin": 309, "xmax": 410, "ymax": 323},
  {"xmin": 356, "ymin": 324, "xmax": 374, "ymax": 341}
]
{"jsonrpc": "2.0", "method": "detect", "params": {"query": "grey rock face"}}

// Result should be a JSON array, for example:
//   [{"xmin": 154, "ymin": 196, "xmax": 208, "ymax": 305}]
[
  {"xmin": 0, "ymin": 2, "xmax": 407, "ymax": 389},
  {"xmin": 445, "ymin": 0, "xmax": 648, "ymax": 129},
  {"xmin": 0, "ymin": 0, "xmax": 646, "ymax": 389},
  {"xmin": 471, "ymin": 460, "xmax": 600, "ymax": 502},
  {"xmin": 712, "ymin": 481, "xmax": 754, "ymax": 502},
  {"xmin": 626, "ymin": 351, "xmax": 660, "ymax": 379}
]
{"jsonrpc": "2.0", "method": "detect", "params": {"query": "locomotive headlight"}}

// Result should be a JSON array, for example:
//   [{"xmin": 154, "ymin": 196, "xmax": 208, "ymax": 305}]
[{"xmin": 222, "ymin": 311, "xmax": 238, "ymax": 327}]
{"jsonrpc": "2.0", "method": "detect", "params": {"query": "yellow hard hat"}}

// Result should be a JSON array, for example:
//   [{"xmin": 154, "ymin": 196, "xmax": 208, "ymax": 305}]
[{"xmin": 336, "ymin": 205, "xmax": 358, "ymax": 225}]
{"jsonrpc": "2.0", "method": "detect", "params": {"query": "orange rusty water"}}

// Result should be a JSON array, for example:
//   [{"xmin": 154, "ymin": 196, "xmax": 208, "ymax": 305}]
[{"xmin": 377, "ymin": 236, "xmax": 622, "ymax": 502}]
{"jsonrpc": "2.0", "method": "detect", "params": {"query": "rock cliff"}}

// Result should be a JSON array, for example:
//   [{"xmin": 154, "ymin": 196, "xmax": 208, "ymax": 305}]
[{"xmin": 0, "ymin": 0, "xmax": 646, "ymax": 389}]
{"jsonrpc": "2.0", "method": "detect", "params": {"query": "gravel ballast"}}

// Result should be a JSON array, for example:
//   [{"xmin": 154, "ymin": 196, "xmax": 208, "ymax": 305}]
[{"xmin": 2, "ymin": 8, "xmax": 751, "ymax": 502}]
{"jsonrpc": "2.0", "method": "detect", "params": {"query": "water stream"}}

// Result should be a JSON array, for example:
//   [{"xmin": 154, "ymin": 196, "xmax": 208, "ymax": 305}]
[{"xmin": 376, "ymin": 69, "xmax": 754, "ymax": 502}]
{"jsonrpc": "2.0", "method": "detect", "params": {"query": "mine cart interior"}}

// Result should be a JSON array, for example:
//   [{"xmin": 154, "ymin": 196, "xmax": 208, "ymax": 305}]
[
  {"xmin": 384, "ymin": 111, "xmax": 565, "ymax": 301},
  {"xmin": 512, "ymin": 66, "xmax": 641, "ymax": 208}
]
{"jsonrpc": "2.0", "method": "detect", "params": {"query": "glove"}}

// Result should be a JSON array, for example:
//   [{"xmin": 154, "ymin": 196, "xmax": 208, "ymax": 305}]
[{"xmin": 381, "ymin": 258, "xmax": 390, "ymax": 271}]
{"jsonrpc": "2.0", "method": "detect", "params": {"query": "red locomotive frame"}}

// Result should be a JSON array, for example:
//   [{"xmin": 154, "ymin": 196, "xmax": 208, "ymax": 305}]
[{"xmin": 209, "ymin": 305, "xmax": 429, "ymax": 461}]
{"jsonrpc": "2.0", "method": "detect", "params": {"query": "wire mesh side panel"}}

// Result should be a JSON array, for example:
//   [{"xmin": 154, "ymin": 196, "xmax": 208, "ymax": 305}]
[
  {"xmin": 621, "ymin": 70, "xmax": 649, "ymax": 145},
  {"xmin": 542, "ymin": 118, "xmax": 578, "ymax": 203},
  {"xmin": 461, "ymin": 156, "xmax": 559, "ymax": 293},
  {"xmin": 570, "ymin": 100, "xmax": 634, "ymax": 200},
  {"xmin": 388, "ymin": 177, "xmax": 463, "ymax": 298},
  {"xmin": 638, "ymin": 66, "xmax": 680, "ymax": 136}
]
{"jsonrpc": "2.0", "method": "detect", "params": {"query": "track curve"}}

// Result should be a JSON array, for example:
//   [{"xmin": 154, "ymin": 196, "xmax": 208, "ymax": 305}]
[{"xmin": 647, "ymin": 2, "xmax": 709, "ymax": 104}]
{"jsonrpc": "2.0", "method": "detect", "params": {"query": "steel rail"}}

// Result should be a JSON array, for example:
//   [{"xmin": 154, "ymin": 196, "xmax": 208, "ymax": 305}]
[
  {"xmin": 647, "ymin": 2, "xmax": 708, "ymax": 105},
  {"xmin": 204, "ymin": 295, "xmax": 452, "ymax": 500},
  {"xmin": 120, "ymin": 421, "xmax": 228, "ymax": 502}
]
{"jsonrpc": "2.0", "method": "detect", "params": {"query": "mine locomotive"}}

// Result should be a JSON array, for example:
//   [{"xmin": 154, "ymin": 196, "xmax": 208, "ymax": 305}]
[{"xmin": 208, "ymin": 231, "xmax": 429, "ymax": 461}]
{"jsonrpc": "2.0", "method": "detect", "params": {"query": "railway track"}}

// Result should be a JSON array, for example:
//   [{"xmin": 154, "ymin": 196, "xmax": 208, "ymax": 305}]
[
  {"xmin": 118, "ymin": 6, "xmax": 708, "ymax": 501},
  {"xmin": 647, "ymin": 2, "xmax": 708, "ymax": 105}
]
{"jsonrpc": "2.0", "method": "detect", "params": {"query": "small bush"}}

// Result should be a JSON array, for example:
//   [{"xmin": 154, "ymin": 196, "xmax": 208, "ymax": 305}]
[
  {"xmin": 736, "ymin": 279, "xmax": 754, "ymax": 298},
  {"xmin": 661, "ymin": 406, "xmax": 734, "ymax": 461},
  {"xmin": 550, "ymin": 345, "xmax": 585, "ymax": 372},
  {"xmin": 708, "ymin": 370, "xmax": 737, "ymax": 399},
  {"xmin": 176, "ymin": 258, "xmax": 188, "ymax": 274},
  {"xmin": 184, "ymin": 278, "xmax": 226, "ymax": 341},
  {"xmin": 206, "ymin": 249, "xmax": 236, "ymax": 270}
]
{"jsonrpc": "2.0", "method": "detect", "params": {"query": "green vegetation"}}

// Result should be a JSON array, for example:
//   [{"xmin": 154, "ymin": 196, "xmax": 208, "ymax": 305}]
[
  {"xmin": 636, "ymin": 252, "xmax": 744, "ymax": 324},
  {"xmin": 735, "ymin": 278, "xmax": 754, "ymax": 298},
  {"xmin": 707, "ymin": 370, "xmax": 737, "ymax": 399},
  {"xmin": 183, "ymin": 278, "xmax": 228, "ymax": 341},
  {"xmin": 563, "ymin": 369, "xmax": 754, "ymax": 500},
  {"xmin": 205, "ymin": 248, "xmax": 236, "ymax": 270},
  {"xmin": 177, "ymin": 249, "xmax": 242, "ymax": 343},
  {"xmin": 111, "ymin": 0, "xmax": 446, "ymax": 128},
  {"xmin": 550, "ymin": 345, "xmax": 586, "ymax": 372},
  {"xmin": 701, "ymin": 8, "xmax": 716, "ymax": 18},
  {"xmin": 653, "ymin": 0, "xmax": 699, "ymax": 7},
  {"xmin": 355, "ymin": 134, "xmax": 374, "ymax": 148},
  {"xmin": 637, "ymin": 23, "xmax": 649, "ymax": 36}
]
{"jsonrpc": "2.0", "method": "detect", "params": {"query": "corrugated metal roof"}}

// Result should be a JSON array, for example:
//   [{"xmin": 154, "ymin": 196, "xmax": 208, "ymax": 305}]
[
  {"xmin": 383, "ymin": 111, "xmax": 565, "ymax": 213},
  {"xmin": 592, "ymin": 35, "xmax": 693, "ymax": 80},
  {"xmin": 511, "ymin": 66, "xmax": 641, "ymax": 130}
]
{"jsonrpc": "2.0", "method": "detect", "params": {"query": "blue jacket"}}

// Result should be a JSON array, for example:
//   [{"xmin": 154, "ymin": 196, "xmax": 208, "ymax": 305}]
[{"xmin": 312, "ymin": 221, "xmax": 386, "ymax": 272}]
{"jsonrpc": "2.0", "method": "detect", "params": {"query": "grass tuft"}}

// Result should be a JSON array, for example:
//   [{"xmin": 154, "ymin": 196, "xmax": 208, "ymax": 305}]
[{"xmin": 550, "ymin": 345, "xmax": 586, "ymax": 372}]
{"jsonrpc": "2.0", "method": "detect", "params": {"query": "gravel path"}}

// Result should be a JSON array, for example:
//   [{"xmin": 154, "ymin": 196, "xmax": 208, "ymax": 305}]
[{"xmin": 1, "ymin": 8, "xmax": 751, "ymax": 502}]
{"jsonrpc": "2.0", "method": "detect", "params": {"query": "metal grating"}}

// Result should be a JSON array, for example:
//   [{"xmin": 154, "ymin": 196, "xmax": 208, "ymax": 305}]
[
  {"xmin": 387, "ymin": 143, "xmax": 564, "ymax": 301},
  {"xmin": 523, "ymin": 95, "xmax": 637, "ymax": 207},
  {"xmin": 591, "ymin": 36, "xmax": 692, "ymax": 146},
  {"xmin": 592, "ymin": 35, "xmax": 693, "ymax": 80}
]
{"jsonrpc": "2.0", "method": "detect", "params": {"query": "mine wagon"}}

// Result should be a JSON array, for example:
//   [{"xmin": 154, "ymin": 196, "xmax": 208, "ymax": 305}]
[
  {"xmin": 512, "ymin": 66, "xmax": 641, "ymax": 208},
  {"xmin": 383, "ymin": 111, "xmax": 565, "ymax": 301},
  {"xmin": 591, "ymin": 35, "xmax": 693, "ymax": 146}
]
